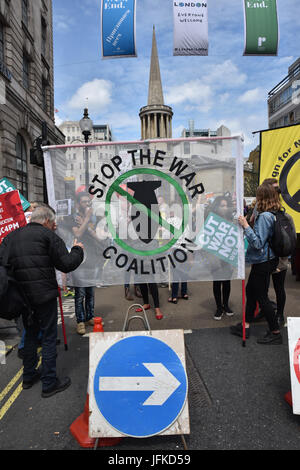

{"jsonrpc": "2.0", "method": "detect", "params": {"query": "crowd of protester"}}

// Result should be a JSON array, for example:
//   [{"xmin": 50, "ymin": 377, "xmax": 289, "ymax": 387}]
[{"xmin": 0, "ymin": 174, "xmax": 299, "ymax": 397}]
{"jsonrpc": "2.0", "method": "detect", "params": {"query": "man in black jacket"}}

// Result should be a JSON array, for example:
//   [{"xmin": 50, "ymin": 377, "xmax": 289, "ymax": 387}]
[{"xmin": 0, "ymin": 205, "xmax": 84, "ymax": 397}]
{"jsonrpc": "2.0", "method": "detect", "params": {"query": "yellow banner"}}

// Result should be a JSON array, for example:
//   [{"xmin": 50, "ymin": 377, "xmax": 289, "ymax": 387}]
[{"xmin": 260, "ymin": 124, "xmax": 300, "ymax": 232}]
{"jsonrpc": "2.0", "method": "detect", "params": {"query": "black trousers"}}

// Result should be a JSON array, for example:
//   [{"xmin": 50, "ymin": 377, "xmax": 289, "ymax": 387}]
[
  {"xmin": 23, "ymin": 298, "xmax": 58, "ymax": 391},
  {"xmin": 272, "ymin": 269, "xmax": 287, "ymax": 317},
  {"xmin": 245, "ymin": 258, "xmax": 279, "ymax": 332},
  {"xmin": 139, "ymin": 283, "xmax": 160, "ymax": 308},
  {"xmin": 213, "ymin": 281, "xmax": 231, "ymax": 309}
]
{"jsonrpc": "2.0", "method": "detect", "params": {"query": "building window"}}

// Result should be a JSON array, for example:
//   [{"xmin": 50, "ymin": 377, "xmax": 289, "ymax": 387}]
[
  {"xmin": 22, "ymin": 0, "xmax": 29, "ymax": 27},
  {"xmin": 16, "ymin": 133, "xmax": 28, "ymax": 199},
  {"xmin": 183, "ymin": 142, "xmax": 190, "ymax": 155},
  {"xmin": 23, "ymin": 54, "xmax": 29, "ymax": 89},
  {"xmin": 0, "ymin": 23, "xmax": 4, "ymax": 64},
  {"xmin": 270, "ymin": 86, "xmax": 293, "ymax": 115},
  {"xmin": 42, "ymin": 78, "xmax": 48, "ymax": 112},
  {"xmin": 41, "ymin": 17, "xmax": 47, "ymax": 57},
  {"xmin": 291, "ymin": 63, "xmax": 300, "ymax": 78}
]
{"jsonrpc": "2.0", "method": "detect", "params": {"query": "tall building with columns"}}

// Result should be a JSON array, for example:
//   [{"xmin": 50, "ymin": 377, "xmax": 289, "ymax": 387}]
[{"xmin": 139, "ymin": 27, "xmax": 173, "ymax": 140}]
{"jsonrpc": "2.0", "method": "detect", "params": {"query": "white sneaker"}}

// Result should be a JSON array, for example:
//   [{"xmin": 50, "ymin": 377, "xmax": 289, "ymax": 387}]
[
  {"xmin": 223, "ymin": 306, "xmax": 234, "ymax": 317},
  {"xmin": 214, "ymin": 308, "xmax": 223, "ymax": 321}
]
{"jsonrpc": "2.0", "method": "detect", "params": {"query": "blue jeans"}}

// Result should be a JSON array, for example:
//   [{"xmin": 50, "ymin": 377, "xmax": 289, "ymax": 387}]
[
  {"xmin": 171, "ymin": 282, "xmax": 187, "ymax": 299},
  {"xmin": 19, "ymin": 326, "xmax": 42, "ymax": 350},
  {"xmin": 23, "ymin": 298, "xmax": 58, "ymax": 391},
  {"xmin": 75, "ymin": 287, "xmax": 95, "ymax": 324}
]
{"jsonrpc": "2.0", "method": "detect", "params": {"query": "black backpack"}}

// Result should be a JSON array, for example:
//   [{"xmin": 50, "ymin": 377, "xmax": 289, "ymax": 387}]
[
  {"xmin": 0, "ymin": 240, "xmax": 32, "ymax": 321},
  {"xmin": 269, "ymin": 210, "xmax": 297, "ymax": 258}
]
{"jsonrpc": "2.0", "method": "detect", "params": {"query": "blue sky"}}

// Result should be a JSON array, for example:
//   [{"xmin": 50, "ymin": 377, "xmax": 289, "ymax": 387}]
[{"xmin": 53, "ymin": 0, "xmax": 300, "ymax": 156}]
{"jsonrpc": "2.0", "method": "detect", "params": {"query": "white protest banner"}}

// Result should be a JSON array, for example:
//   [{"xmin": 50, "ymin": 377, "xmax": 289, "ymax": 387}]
[
  {"xmin": 173, "ymin": 1, "xmax": 208, "ymax": 56},
  {"xmin": 42, "ymin": 136, "xmax": 244, "ymax": 287},
  {"xmin": 56, "ymin": 199, "xmax": 72, "ymax": 217}
]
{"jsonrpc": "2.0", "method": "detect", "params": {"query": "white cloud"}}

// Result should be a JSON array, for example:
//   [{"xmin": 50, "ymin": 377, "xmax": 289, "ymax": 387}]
[
  {"xmin": 203, "ymin": 60, "xmax": 247, "ymax": 89},
  {"xmin": 172, "ymin": 125, "xmax": 185, "ymax": 138},
  {"xmin": 165, "ymin": 80, "xmax": 213, "ymax": 112},
  {"xmin": 53, "ymin": 15, "xmax": 75, "ymax": 32},
  {"xmin": 54, "ymin": 115, "xmax": 63, "ymax": 126},
  {"xmin": 67, "ymin": 79, "xmax": 113, "ymax": 112},
  {"xmin": 105, "ymin": 112, "xmax": 140, "ymax": 130},
  {"xmin": 276, "ymin": 56, "xmax": 295, "ymax": 65},
  {"xmin": 164, "ymin": 60, "xmax": 247, "ymax": 115},
  {"xmin": 209, "ymin": 113, "xmax": 267, "ymax": 153},
  {"xmin": 238, "ymin": 88, "xmax": 265, "ymax": 104},
  {"xmin": 100, "ymin": 111, "xmax": 140, "ymax": 140},
  {"xmin": 219, "ymin": 93, "xmax": 230, "ymax": 104}
]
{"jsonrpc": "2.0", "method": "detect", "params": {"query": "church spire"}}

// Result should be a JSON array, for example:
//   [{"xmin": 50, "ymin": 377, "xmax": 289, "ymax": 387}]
[
  {"xmin": 147, "ymin": 26, "xmax": 164, "ymax": 106},
  {"xmin": 139, "ymin": 26, "xmax": 173, "ymax": 140}
]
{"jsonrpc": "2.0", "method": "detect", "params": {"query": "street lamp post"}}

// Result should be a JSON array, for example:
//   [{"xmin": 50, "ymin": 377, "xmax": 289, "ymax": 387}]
[{"xmin": 79, "ymin": 108, "xmax": 93, "ymax": 190}]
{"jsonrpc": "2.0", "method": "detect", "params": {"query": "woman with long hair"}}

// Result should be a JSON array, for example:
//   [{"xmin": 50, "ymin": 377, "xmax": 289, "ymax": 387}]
[{"xmin": 231, "ymin": 184, "xmax": 282, "ymax": 344}]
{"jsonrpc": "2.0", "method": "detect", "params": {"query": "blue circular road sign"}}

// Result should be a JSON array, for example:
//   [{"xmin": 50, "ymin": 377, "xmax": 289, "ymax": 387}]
[{"xmin": 93, "ymin": 335, "xmax": 188, "ymax": 438}]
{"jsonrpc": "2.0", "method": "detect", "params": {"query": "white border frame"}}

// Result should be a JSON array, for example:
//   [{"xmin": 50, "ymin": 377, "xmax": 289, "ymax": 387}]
[
  {"xmin": 89, "ymin": 329, "xmax": 190, "ymax": 438},
  {"xmin": 43, "ymin": 135, "xmax": 245, "ymax": 282}
]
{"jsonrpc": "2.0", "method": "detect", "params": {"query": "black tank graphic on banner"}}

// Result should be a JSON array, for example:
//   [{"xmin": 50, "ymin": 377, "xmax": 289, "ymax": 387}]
[
  {"xmin": 280, "ymin": 151, "xmax": 300, "ymax": 213},
  {"xmin": 127, "ymin": 180, "xmax": 162, "ymax": 244}
]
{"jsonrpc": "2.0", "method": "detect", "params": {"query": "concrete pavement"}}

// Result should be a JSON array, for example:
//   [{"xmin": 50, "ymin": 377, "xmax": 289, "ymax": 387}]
[
  {"xmin": 0, "ymin": 267, "xmax": 299, "ymax": 450},
  {"xmin": 93, "ymin": 267, "xmax": 300, "ymax": 333}
]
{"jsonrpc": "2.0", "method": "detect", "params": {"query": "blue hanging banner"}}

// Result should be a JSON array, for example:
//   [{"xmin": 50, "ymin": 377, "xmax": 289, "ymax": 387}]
[{"xmin": 101, "ymin": 0, "xmax": 137, "ymax": 59}]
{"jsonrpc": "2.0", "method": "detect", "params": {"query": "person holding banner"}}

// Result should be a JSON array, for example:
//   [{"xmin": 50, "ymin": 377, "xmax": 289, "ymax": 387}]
[
  {"xmin": 262, "ymin": 179, "xmax": 297, "ymax": 327},
  {"xmin": 231, "ymin": 185, "xmax": 282, "ymax": 345},
  {"xmin": 72, "ymin": 192, "xmax": 100, "ymax": 335},
  {"xmin": 206, "ymin": 196, "xmax": 235, "ymax": 321},
  {"xmin": 248, "ymin": 178, "xmax": 297, "ymax": 327},
  {"xmin": 168, "ymin": 211, "xmax": 189, "ymax": 304}
]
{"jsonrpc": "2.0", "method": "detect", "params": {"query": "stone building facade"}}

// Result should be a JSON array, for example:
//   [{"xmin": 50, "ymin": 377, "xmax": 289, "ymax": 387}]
[
  {"xmin": 0, "ymin": 0, "xmax": 64, "ymax": 202},
  {"xmin": 58, "ymin": 120, "xmax": 113, "ymax": 191},
  {"xmin": 268, "ymin": 57, "xmax": 300, "ymax": 129}
]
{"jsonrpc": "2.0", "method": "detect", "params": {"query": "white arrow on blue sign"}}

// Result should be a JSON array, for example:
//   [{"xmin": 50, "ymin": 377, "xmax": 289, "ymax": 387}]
[{"xmin": 93, "ymin": 335, "xmax": 188, "ymax": 438}]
